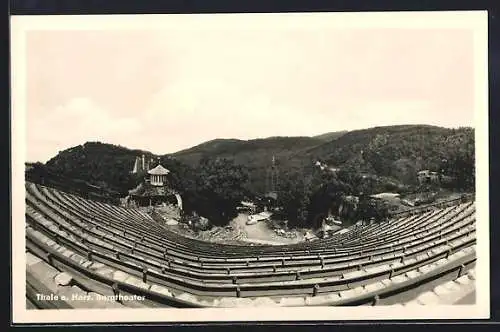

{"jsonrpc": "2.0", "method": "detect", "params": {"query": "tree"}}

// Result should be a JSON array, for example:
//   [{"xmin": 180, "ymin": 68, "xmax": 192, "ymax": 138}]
[
  {"xmin": 190, "ymin": 157, "xmax": 249, "ymax": 226},
  {"xmin": 438, "ymin": 128, "xmax": 475, "ymax": 191},
  {"xmin": 276, "ymin": 166, "xmax": 357, "ymax": 229},
  {"xmin": 276, "ymin": 169, "xmax": 310, "ymax": 228},
  {"xmin": 356, "ymin": 196, "xmax": 389, "ymax": 223}
]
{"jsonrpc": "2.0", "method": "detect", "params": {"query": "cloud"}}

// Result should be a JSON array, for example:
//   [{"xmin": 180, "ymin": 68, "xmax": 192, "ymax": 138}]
[
  {"xmin": 24, "ymin": 27, "xmax": 475, "ymax": 162},
  {"xmin": 138, "ymin": 76, "xmax": 333, "ymax": 154},
  {"xmin": 27, "ymin": 97, "xmax": 142, "ymax": 162}
]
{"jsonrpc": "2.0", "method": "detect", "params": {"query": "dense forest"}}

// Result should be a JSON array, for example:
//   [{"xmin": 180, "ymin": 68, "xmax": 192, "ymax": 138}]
[
  {"xmin": 25, "ymin": 125, "xmax": 475, "ymax": 228},
  {"xmin": 171, "ymin": 136, "xmax": 328, "ymax": 194},
  {"xmin": 172, "ymin": 125, "xmax": 474, "ymax": 194},
  {"xmin": 42, "ymin": 142, "xmax": 155, "ymax": 195},
  {"xmin": 304, "ymin": 125, "xmax": 474, "ymax": 187}
]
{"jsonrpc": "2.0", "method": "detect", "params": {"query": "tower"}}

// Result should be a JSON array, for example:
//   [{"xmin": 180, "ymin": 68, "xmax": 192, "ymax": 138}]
[
  {"xmin": 131, "ymin": 154, "xmax": 154, "ymax": 174},
  {"xmin": 265, "ymin": 155, "xmax": 279, "ymax": 197},
  {"xmin": 131, "ymin": 157, "xmax": 140, "ymax": 174}
]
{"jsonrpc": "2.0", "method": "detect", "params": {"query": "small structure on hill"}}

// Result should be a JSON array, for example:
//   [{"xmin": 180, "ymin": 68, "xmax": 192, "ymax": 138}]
[
  {"xmin": 417, "ymin": 170, "xmax": 440, "ymax": 184},
  {"xmin": 314, "ymin": 160, "xmax": 339, "ymax": 173},
  {"xmin": 128, "ymin": 160, "xmax": 182, "ymax": 208}
]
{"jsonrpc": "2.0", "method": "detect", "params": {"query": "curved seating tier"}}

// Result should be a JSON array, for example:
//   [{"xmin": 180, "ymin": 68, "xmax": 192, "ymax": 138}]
[{"xmin": 25, "ymin": 182, "xmax": 476, "ymax": 307}]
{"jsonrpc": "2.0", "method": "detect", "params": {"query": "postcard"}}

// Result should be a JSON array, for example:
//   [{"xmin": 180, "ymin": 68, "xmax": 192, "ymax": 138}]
[{"xmin": 11, "ymin": 11, "xmax": 489, "ymax": 323}]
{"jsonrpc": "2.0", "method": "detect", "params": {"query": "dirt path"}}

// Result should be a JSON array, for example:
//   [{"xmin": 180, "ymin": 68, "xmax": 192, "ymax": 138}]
[
  {"xmin": 231, "ymin": 214, "xmax": 305, "ymax": 245},
  {"xmin": 164, "ymin": 213, "xmax": 309, "ymax": 245}
]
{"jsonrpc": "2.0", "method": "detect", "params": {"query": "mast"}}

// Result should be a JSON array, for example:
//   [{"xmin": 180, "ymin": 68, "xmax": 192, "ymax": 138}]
[{"xmin": 266, "ymin": 155, "xmax": 279, "ymax": 196}]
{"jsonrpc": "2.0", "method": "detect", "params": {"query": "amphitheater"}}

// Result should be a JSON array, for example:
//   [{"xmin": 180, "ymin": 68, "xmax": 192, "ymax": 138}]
[{"xmin": 25, "ymin": 181, "xmax": 476, "ymax": 309}]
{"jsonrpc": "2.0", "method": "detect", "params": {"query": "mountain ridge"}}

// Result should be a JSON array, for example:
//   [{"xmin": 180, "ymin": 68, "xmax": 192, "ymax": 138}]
[{"xmin": 26, "ymin": 124, "xmax": 475, "ymax": 197}]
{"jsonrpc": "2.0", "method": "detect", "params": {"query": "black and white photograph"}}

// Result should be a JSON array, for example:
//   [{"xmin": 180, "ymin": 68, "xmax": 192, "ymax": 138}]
[{"xmin": 11, "ymin": 11, "xmax": 489, "ymax": 323}]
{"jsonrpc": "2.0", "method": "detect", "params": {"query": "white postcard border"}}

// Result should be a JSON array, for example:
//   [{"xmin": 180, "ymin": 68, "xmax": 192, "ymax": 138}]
[{"xmin": 10, "ymin": 11, "xmax": 490, "ymax": 323}]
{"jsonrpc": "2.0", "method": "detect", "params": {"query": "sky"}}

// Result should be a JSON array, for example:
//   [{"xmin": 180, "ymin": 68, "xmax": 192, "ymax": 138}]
[{"xmin": 24, "ymin": 18, "xmax": 476, "ymax": 163}]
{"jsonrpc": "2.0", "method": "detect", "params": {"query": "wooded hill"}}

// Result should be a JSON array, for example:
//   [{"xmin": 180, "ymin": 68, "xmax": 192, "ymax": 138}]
[
  {"xmin": 171, "ymin": 125, "xmax": 474, "ymax": 193},
  {"xmin": 27, "ymin": 125, "xmax": 474, "ymax": 196},
  {"xmin": 25, "ymin": 125, "xmax": 474, "ymax": 227}
]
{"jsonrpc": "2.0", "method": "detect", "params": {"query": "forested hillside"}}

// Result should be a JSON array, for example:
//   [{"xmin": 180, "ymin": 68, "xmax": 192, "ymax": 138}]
[
  {"xmin": 172, "ymin": 136, "xmax": 323, "ymax": 165},
  {"xmin": 172, "ymin": 125, "xmax": 475, "ymax": 193},
  {"xmin": 43, "ymin": 142, "xmax": 155, "ymax": 195},
  {"xmin": 302, "ymin": 125, "xmax": 474, "ymax": 189},
  {"xmin": 171, "ymin": 136, "xmax": 325, "ymax": 194},
  {"xmin": 25, "ymin": 125, "xmax": 475, "ymax": 228},
  {"xmin": 313, "ymin": 131, "xmax": 348, "ymax": 142}
]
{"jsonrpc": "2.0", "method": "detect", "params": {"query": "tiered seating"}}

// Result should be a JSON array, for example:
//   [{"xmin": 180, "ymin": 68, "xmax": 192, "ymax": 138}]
[{"xmin": 25, "ymin": 182, "xmax": 476, "ymax": 308}]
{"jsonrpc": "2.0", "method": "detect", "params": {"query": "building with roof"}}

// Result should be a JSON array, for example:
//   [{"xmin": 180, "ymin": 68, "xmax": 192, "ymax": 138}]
[
  {"xmin": 417, "ymin": 170, "xmax": 440, "ymax": 184},
  {"xmin": 128, "ymin": 159, "xmax": 182, "ymax": 208},
  {"xmin": 148, "ymin": 164, "xmax": 170, "ymax": 186}
]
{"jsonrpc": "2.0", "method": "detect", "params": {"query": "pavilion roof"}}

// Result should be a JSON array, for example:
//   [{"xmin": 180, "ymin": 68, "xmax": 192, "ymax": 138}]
[{"xmin": 148, "ymin": 164, "xmax": 170, "ymax": 175}]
